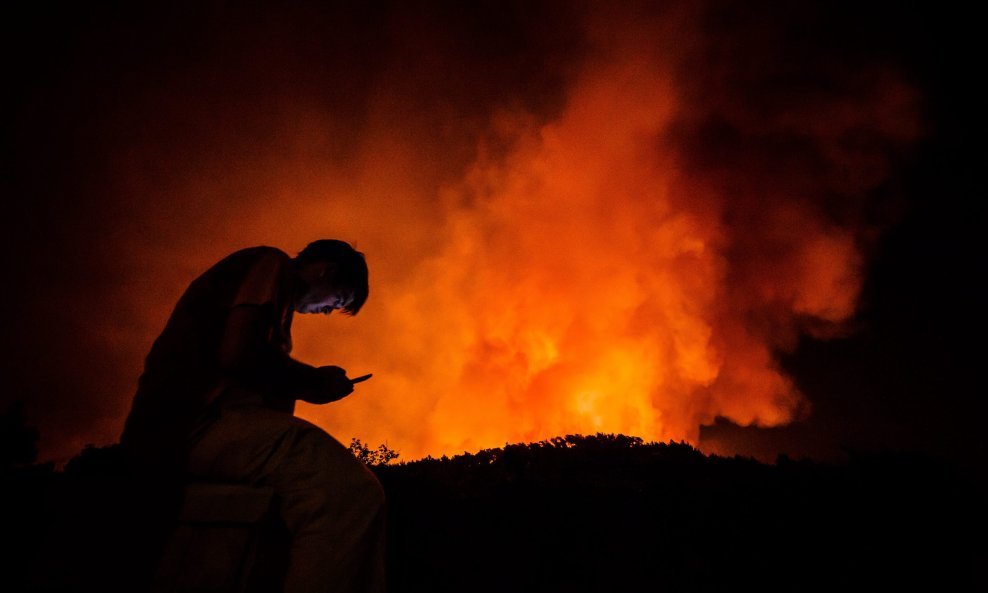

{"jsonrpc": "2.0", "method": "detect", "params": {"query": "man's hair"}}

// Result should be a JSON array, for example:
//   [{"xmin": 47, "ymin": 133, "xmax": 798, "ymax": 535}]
[{"xmin": 297, "ymin": 239, "xmax": 369, "ymax": 315}]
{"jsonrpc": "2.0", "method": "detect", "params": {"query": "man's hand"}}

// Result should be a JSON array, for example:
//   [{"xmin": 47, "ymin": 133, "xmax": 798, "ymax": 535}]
[{"xmin": 303, "ymin": 365, "xmax": 355, "ymax": 404}]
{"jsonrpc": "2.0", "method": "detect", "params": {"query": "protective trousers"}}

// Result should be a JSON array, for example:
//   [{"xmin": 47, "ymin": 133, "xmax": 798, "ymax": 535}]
[{"xmin": 186, "ymin": 389, "xmax": 386, "ymax": 593}]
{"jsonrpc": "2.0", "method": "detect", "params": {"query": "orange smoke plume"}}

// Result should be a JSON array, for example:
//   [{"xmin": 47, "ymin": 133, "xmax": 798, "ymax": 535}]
[
  {"xmin": 287, "ymin": 9, "xmax": 918, "ymax": 458},
  {"xmin": 33, "ymin": 3, "xmax": 918, "ymax": 465}
]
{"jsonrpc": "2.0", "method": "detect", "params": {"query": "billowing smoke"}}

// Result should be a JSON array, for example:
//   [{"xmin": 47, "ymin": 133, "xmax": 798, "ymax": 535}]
[
  {"xmin": 296, "ymin": 4, "xmax": 918, "ymax": 456},
  {"xmin": 7, "ymin": 2, "xmax": 918, "ymax": 463}
]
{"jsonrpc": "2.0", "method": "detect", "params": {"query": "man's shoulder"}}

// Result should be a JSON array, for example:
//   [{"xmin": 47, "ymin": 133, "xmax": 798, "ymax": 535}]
[
  {"xmin": 225, "ymin": 246, "xmax": 293, "ymax": 308},
  {"xmin": 207, "ymin": 246, "xmax": 291, "ymax": 275},
  {"xmin": 228, "ymin": 245, "xmax": 292, "ymax": 265},
  {"xmin": 192, "ymin": 246, "xmax": 291, "ymax": 293}
]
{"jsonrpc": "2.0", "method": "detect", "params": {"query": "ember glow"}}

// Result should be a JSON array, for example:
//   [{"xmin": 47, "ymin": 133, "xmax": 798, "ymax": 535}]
[
  {"xmin": 288, "ymin": 11, "xmax": 918, "ymax": 458},
  {"xmin": 19, "ymin": 3, "xmax": 919, "ymax": 463}
]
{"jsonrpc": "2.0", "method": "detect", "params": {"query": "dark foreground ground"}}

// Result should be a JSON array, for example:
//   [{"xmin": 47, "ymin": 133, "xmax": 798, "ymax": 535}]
[{"xmin": 3, "ymin": 434, "xmax": 985, "ymax": 592}]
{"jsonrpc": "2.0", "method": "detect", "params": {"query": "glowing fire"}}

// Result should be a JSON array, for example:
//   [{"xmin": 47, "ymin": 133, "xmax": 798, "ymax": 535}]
[
  {"xmin": 92, "ymin": 4, "xmax": 918, "ymax": 463},
  {"xmin": 288, "ymin": 17, "xmax": 915, "ymax": 458}
]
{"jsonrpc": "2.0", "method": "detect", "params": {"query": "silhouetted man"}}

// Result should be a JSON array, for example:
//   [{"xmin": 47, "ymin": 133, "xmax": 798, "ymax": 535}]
[{"xmin": 120, "ymin": 240, "xmax": 384, "ymax": 593}]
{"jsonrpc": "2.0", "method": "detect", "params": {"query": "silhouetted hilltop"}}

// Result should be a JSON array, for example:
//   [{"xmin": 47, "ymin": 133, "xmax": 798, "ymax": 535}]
[
  {"xmin": 370, "ymin": 435, "xmax": 984, "ymax": 592},
  {"xmin": 3, "ymin": 434, "xmax": 985, "ymax": 592}
]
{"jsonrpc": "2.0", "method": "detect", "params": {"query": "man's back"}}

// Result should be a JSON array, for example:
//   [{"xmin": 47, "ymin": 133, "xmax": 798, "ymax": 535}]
[{"xmin": 120, "ymin": 245, "xmax": 293, "ymax": 466}]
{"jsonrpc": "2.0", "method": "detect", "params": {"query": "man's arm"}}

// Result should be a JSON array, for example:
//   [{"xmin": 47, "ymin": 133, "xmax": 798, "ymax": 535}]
[{"xmin": 217, "ymin": 304, "xmax": 352, "ymax": 404}]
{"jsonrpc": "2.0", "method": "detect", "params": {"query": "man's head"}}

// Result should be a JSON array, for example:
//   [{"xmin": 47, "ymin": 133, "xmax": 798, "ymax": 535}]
[{"xmin": 292, "ymin": 240, "xmax": 369, "ymax": 316}]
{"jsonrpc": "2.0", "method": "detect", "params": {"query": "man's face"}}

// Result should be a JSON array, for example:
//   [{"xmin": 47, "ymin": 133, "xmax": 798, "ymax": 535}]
[{"xmin": 296, "ymin": 280, "xmax": 355, "ymax": 315}]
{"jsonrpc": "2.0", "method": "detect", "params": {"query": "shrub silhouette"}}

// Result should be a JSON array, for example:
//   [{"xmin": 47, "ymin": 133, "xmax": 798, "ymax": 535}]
[
  {"xmin": 0, "ymin": 400, "xmax": 39, "ymax": 470},
  {"xmin": 349, "ymin": 437, "xmax": 401, "ymax": 466}
]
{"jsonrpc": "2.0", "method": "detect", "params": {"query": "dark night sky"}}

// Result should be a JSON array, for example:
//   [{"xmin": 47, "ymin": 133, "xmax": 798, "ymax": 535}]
[
  {"xmin": 700, "ymin": 1, "xmax": 987, "ymax": 474},
  {"xmin": 2, "ymin": 1, "xmax": 984, "ymax": 479}
]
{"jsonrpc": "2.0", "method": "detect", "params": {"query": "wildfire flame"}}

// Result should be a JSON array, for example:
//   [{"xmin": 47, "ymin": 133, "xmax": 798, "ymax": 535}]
[
  {"xmin": 56, "ymin": 3, "xmax": 918, "ymax": 463},
  {"xmin": 289, "ymin": 10, "xmax": 917, "ymax": 457}
]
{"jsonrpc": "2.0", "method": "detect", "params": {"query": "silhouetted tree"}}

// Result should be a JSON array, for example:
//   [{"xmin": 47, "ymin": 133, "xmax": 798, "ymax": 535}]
[
  {"xmin": 349, "ymin": 437, "xmax": 400, "ymax": 466},
  {"xmin": 0, "ymin": 400, "xmax": 39, "ymax": 470},
  {"xmin": 63, "ymin": 443, "xmax": 129, "ymax": 476}
]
